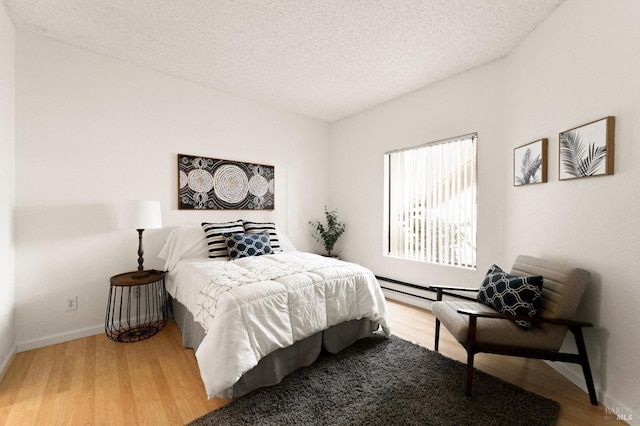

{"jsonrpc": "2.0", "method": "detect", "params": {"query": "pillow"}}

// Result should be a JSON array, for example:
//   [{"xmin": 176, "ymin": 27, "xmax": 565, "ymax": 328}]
[
  {"xmin": 158, "ymin": 225, "xmax": 209, "ymax": 271},
  {"xmin": 243, "ymin": 221, "xmax": 282, "ymax": 252},
  {"xmin": 224, "ymin": 231, "xmax": 273, "ymax": 260},
  {"xmin": 202, "ymin": 220, "xmax": 245, "ymax": 258},
  {"xmin": 477, "ymin": 264, "xmax": 543, "ymax": 329},
  {"xmin": 276, "ymin": 228, "xmax": 297, "ymax": 252}
]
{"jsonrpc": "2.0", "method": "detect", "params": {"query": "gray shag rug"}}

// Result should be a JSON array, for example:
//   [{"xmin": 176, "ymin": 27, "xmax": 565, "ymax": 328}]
[{"xmin": 189, "ymin": 335, "xmax": 559, "ymax": 426}]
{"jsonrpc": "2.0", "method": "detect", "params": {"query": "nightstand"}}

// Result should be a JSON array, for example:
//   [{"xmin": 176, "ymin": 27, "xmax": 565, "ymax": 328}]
[{"xmin": 105, "ymin": 270, "xmax": 168, "ymax": 342}]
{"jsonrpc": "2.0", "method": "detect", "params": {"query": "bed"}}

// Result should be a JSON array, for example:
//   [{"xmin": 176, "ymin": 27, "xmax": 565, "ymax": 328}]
[{"xmin": 158, "ymin": 222, "xmax": 390, "ymax": 399}]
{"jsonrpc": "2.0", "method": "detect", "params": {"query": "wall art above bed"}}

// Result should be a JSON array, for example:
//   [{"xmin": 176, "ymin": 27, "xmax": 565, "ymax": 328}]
[{"xmin": 178, "ymin": 154, "xmax": 274, "ymax": 210}]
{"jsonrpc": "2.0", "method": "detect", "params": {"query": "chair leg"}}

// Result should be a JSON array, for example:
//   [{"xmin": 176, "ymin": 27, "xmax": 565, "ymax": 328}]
[
  {"xmin": 434, "ymin": 288, "xmax": 443, "ymax": 351},
  {"xmin": 464, "ymin": 315, "xmax": 478, "ymax": 397},
  {"xmin": 571, "ymin": 326, "xmax": 598, "ymax": 406},
  {"xmin": 465, "ymin": 350, "xmax": 474, "ymax": 396}
]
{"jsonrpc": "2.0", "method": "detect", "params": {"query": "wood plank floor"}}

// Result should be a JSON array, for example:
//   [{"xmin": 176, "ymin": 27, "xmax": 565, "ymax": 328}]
[{"xmin": 0, "ymin": 299, "xmax": 620, "ymax": 425}]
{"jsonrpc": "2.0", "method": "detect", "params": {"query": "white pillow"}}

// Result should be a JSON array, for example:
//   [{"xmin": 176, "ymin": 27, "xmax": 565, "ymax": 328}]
[
  {"xmin": 276, "ymin": 227, "xmax": 297, "ymax": 252},
  {"xmin": 158, "ymin": 225, "xmax": 209, "ymax": 271}
]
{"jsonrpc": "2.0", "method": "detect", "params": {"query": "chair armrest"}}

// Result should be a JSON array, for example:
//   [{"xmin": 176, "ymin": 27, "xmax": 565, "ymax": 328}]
[
  {"xmin": 456, "ymin": 308, "xmax": 593, "ymax": 328},
  {"xmin": 431, "ymin": 285, "xmax": 478, "ymax": 302}
]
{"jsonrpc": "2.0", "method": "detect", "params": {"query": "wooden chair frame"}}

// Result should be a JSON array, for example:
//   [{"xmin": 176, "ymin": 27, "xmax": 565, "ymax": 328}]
[{"xmin": 432, "ymin": 286, "xmax": 598, "ymax": 406}]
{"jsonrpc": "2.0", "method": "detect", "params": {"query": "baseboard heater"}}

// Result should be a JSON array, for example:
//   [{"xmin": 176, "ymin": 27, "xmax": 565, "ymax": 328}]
[{"xmin": 375, "ymin": 276, "xmax": 477, "ymax": 302}]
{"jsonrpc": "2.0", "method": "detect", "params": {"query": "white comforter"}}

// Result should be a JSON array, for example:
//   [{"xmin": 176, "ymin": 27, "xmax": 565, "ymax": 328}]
[{"xmin": 166, "ymin": 252, "xmax": 390, "ymax": 398}]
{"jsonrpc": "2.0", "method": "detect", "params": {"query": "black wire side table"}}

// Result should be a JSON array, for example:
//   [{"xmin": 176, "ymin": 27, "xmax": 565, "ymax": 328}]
[{"xmin": 105, "ymin": 270, "xmax": 168, "ymax": 343}]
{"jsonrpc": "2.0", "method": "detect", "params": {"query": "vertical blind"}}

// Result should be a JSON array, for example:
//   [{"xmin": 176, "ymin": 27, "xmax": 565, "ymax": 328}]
[{"xmin": 385, "ymin": 134, "xmax": 477, "ymax": 268}]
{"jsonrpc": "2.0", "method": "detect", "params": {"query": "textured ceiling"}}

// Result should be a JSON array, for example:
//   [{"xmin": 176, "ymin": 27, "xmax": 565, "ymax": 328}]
[{"xmin": 3, "ymin": 0, "xmax": 563, "ymax": 122}]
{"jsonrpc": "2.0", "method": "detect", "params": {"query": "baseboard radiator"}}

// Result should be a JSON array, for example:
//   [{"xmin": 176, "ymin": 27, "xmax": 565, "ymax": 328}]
[{"xmin": 375, "ymin": 276, "xmax": 476, "ymax": 302}]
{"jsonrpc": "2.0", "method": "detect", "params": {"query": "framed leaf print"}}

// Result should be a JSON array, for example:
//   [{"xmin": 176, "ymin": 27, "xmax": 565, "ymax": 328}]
[
  {"xmin": 559, "ymin": 116, "xmax": 615, "ymax": 180},
  {"xmin": 514, "ymin": 139, "xmax": 547, "ymax": 186}
]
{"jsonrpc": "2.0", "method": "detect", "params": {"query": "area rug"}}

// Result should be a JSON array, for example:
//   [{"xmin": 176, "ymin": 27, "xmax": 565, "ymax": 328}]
[{"xmin": 189, "ymin": 335, "xmax": 560, "ymax": 426}]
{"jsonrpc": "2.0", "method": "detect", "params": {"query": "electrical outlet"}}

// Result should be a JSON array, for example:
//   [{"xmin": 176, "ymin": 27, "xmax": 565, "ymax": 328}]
[{"xmin": 64, "ymin": 296, "xmax": 77, "ymax": 312}]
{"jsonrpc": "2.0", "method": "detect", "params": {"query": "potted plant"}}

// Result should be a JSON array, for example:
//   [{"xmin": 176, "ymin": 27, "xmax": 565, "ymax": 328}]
[{"xmin": 309, "ymin": 206, "xmax": 346, "ymax": 257}]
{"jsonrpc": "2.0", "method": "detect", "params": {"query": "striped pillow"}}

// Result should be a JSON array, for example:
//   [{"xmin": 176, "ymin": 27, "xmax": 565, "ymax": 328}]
[
  {"xmin": 201, "ymin": 220, "xmax": 245, "ymax": 258},
  {"xmin": 243, "ymin": 221, "xmax": 281, "ymax": 252}
]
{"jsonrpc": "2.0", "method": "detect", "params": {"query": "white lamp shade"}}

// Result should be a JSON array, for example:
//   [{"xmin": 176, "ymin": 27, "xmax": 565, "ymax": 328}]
[{"xmin": 120, "ymin": 200, "xmax": 163, "ymax": 230}]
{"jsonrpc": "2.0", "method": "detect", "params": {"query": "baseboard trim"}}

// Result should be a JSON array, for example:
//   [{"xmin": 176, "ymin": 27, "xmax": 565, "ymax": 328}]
[
  {"xmin": 16, "ymin": 324, "xmax": 104, "ymax": 353},
  {"xmin": 0, "ymin": 344, "xmax": 17, "ymax": 383}
]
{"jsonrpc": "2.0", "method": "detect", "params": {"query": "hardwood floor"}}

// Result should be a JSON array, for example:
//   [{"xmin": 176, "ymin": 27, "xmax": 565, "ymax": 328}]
[{"xmin": 0, "ymin": 299, "xmax": 620, "ymax": 425}]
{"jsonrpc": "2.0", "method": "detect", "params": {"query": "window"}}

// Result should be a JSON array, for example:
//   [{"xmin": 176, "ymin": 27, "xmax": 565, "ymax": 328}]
[{"xmin": 384, "ymin": 134, "xmax": 477, "ymax": 269}]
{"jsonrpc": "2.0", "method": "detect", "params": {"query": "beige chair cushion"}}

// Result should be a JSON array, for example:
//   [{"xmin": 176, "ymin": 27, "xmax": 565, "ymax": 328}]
[
  {"xmin": 432, "ymin": 301, "xmax": 565, "ymax": 350},
  {"xmin": 432, "ymin": 255, "xmax": 590, "ymax": 351}
]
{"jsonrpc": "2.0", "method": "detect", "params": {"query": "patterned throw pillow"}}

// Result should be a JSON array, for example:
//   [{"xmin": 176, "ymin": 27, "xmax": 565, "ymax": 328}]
[
  {"xmin": 477, "ymin": 264, "xmax": 543, "ymax": 329},
  {"xmin": 224, "ymin": 231, "xmax": 273, "ymax": 260},
  {"xmin": 243, "ymin": 221, "xmax": 282, "ymax": 252},
  {"xmin": 201, "ymin": 221, "xmax": 245, "ymax": 259}
]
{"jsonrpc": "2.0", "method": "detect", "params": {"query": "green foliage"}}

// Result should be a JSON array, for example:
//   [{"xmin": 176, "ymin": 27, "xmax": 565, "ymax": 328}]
[{"xmin": 309, "ymin": 207, "xmax": 346, "ymax": 256}]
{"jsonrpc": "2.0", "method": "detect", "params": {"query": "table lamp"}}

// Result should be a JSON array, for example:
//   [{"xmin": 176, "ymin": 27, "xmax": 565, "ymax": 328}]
[{"xmin": 120, "ymin": 200, "xmax": 162, "ymax": 278}]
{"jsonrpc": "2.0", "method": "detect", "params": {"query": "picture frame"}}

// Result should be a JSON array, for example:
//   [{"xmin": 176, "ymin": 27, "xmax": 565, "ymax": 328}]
[
  {"xmin": 514, "ymin": 139, "xmax": 548, "ymax": 186},
  {"xmin": 559, "ymin": 116, "xmax": 615, "ymax": 181},
  {"xmin": 178, "ymin": 154, "xmax": 274, "ymax": 210}
]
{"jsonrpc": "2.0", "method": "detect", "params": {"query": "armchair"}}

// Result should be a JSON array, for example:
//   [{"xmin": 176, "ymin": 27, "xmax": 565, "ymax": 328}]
[{"xmin": 431, "ymin": 255, "xmax": 598, "ymax": 405}]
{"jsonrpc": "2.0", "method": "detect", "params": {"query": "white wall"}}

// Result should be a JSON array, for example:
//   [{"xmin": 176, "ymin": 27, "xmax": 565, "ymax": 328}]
[
  {"xmin": 331, "ymin": 0, "xmax": 639, "ymax": 418},
  {"xmin": 0, "ymin": 4, "xmax": 16, "ymax": 376},
  {"xmin": 330, "ymin": 59, "xmax": 508, "ymax": 294},
  {"xmin": 14, "ymin": 31, "xmax": 330, "ymax": 350},
  {"xmin": 503, "ymin": 0, "xmax": 640, "ymax": 418}
]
